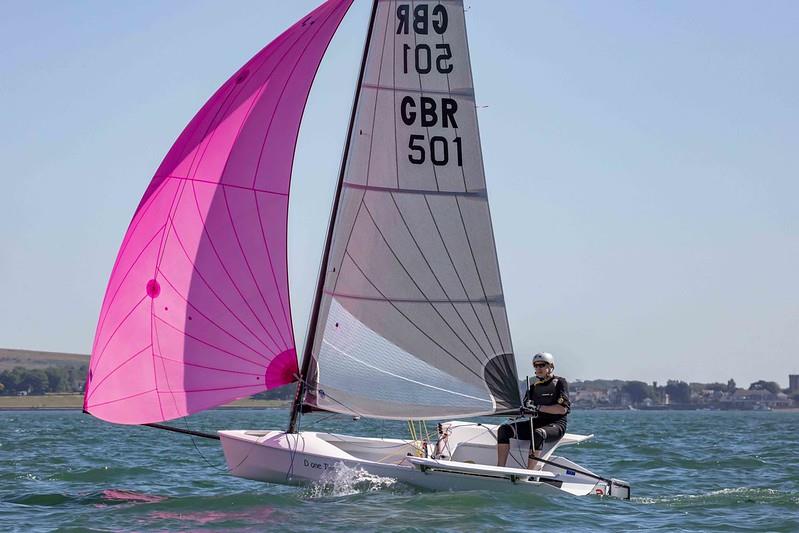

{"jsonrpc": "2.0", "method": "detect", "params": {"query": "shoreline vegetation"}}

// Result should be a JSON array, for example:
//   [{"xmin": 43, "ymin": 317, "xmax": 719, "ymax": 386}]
[
  {"xmin": 2, "ymin": 393, "xmax": 798, "ymax": 412},
  {"xmin": 0, "ymin": 393, "xmax": 290, "ymax": 410},
  {"xmin": 2, "ymin": 349, "xmax": 797, "ymax": 412}
]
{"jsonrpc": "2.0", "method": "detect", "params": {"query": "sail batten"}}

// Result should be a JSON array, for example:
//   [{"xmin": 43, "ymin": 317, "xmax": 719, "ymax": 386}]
[
  {"xmin": 85, "ymin": 0, "xmax": 354, "ymax": 425},
  {"xmin": 303, "ymin": 0, "xmax": 520, "ymax": 420}
]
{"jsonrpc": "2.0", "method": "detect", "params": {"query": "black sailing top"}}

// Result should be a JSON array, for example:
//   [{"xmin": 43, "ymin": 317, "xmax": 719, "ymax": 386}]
[{"xmin": 523, "ymin": 375, "xmax": 571, "ymax": 427}]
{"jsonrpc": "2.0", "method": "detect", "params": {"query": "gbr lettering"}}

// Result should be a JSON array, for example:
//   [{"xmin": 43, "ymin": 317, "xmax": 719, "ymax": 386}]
[{"xmin": 395, "ymin": 3, "xmax": 462, "ymax": 167}]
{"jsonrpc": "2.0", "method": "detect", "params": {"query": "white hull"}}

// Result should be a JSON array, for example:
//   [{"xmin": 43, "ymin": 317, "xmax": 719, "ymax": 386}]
[{"xmin": 219, "ymin": 421, "xmax": 630, "ymax": 498}]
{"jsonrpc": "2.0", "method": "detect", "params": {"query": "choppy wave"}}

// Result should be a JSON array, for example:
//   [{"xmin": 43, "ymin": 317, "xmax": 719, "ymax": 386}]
[
  {"xmin": 305, "ymin": 462, "xmax": 399, "ymax": 498},
  {"xmin": 2, "ymin": 409, "xmax": 798, "ymax": 531},
  {"xmin": 635, "ymin": 487, "xmax": 799, "ymax": 507}
]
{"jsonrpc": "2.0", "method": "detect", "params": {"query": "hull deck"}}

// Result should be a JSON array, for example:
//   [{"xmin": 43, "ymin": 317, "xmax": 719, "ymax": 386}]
[{"xmin": 219, "ymin": 421, "xmax": 629, "ymax": 498}]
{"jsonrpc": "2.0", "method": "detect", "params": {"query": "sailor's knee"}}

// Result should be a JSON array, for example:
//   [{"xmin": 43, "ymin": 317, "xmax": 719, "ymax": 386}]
[
  {"xmin": 533, "ymin": 427, "xmax": 547, "ymax": 450},
  {"xmin": 497, "ymin": 424, "xmax": 514, "ymax": 444}
]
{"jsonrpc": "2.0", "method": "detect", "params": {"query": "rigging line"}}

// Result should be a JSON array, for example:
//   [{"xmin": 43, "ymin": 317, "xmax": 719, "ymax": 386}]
[
  {"xmin": 343, "ymin": 251, "xmax": 487, "ymax": 384},
  {"xmin": 322, "ymin": 338, "xmax": 491, "ymax": 403},
  {"xmin": 300, "ymin": 412, "xmax": 341, "ymax": 429},
  {"xmin": 143, "ymin": 423, "xmax": 220, "ymax": 440},
  {"xmin": 188, "ymin": 180, "xmax": 285, "ymax": 353},
  {"xmin": 156, "ymin": 270, "xmax": 273, "ymax": 360},
  {"xmin": 221, "ymin": 187, "xmax": 289, "ymax": 348},
  {"xmin": 165, "ymin": 217, "xmax": 280, "ymax": 355},
  {"xmin": 329, "ymin": 0, "xmax": 393, "ymax": 299},
  {"xmin": 360, "ymin": 200, "xmax": 488, "ymax": 367},
  {"xmin": 293, "ymin": 372, "xmax": 366, "ymax": 421},
  {"xmin": 442, "ymin": 4, "xmax": 508, "ymax": 355}
]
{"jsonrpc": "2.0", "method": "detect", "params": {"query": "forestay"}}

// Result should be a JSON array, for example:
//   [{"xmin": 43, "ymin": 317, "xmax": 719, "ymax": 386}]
[
  {"xmin": 84, "ymin": 0, "xmax": 353, "ymax": 425},
  {"xmin": 304, "ymin": 0, "xmax": 520, "ymax": 420}
]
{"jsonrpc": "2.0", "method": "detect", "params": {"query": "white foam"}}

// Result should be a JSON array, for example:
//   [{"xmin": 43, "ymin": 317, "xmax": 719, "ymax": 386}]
[{"xmin": 306, "ymin": 462, "xmax": 397, "ymax": 498}]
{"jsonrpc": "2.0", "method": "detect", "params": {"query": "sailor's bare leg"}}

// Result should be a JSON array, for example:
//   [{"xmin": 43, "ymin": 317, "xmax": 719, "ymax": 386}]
[
  {"xmin": 497, "ymin": 443, "xmax": 510, "ymax": 467},
  {"xmin": 528, "ymin": 449, "xmax": 542, "ymax": 470}
]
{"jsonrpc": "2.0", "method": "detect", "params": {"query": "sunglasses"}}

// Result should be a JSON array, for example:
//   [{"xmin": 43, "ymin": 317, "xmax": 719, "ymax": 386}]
[{"xmin": 533, "ymin": 363, "xmax": 549, "ymax": 369}]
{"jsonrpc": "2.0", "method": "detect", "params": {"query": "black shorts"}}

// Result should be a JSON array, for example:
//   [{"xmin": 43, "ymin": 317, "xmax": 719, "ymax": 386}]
[{"xmin": 496, "ymin": 420, "xmax": 566, "ymax": 453}]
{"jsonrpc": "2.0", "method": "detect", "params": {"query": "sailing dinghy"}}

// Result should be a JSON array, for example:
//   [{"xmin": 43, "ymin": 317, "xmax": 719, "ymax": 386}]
[{"xmin": 84, "ymin": 0, "xmax": 630, "ymax": 499}]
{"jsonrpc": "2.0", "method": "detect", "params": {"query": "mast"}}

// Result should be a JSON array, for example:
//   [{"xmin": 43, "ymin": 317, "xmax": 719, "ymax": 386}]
[{"xmin": 288, "ymin": 0, "xmax": 379, "ymax": 434}]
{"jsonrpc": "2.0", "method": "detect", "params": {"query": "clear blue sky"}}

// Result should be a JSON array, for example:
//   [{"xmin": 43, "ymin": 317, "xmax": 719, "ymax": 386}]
[{"xmin": 1, "ymin": 1, "xmax": 796, "ymax": 387}]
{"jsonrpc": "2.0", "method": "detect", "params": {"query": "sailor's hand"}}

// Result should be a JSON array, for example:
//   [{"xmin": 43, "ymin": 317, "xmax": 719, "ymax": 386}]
[{"xmin": 521, "ymin": 402, "xmax": 539, "ymax": 416}]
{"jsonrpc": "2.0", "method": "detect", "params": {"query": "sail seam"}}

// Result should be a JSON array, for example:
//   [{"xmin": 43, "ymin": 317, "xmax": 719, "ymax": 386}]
[
  {"xmin": 187, "ymin": 179, "xmax": 286, "ymax": 353},
  {"xmin": 344, "ymin": 182, "xmax": 485, "ymax": 197},
  {"xmin": 160, "ymin": 175, "xmax": 288, "ymax": 196},
  {"xmin": 328, "ymin": 0, "xmax": 393, "ymax": 301},
  {"xmin": 93, "ymin": 182, "xmax": 170, "ymax": 356},
  {"xmin": 253, "ymin": 192, "xmax": 292, "ymax": 344},
  {"xmin": 85, "ymin": 343, "xmax": 153, "ymax": 402},
  {"xmin": 156, "ymin": 270, "xmax": 273, "ymax": 357},
  {"xmin": 344, "ymin": 251, "xmax": 485, "ymax": 382},
  {"xmin": 322, "ymin": 339, "xmax": 491, "ymax": 403},
  {"xmin": 91, "ymin": 224, "xmax": 166, "ymax": 368},
  {"xmin": 403, "ymin": 0, "xmax": 500, "ymax": 355},
  {"xmin": 437, "ymin": 11, "xmax": 506, "ymax": 355},
  {"xmin": 361, "ymin": 82, "xmax": 474, "ymax": 98},
  {"xmin": 360, "ymin": 200, "xmax": 488, "ymax": 366},
  {"xmin": 152, "ymin": 353, "xmax": 265, "ymax": 376},
  {"xmin": 248, "ymin": 2, "xmax": 347, "ymax": 189},
  {"xmin": 221, "ymin": 188, "xmax": 290, "ymax": 348},
  {"xmin": 165, "ymin": 215, "xmax": 280, "ymax": 355},
  {"xmin": 153, "ymin": 314, "xmax": 271, "ymax": 370},
  {"xmin": 326, "ymin": 291, "xmax": 503, "ymax": 304},
  {"xmin": 383, "ymin": 0, "xmax": 496, "ymax": 362},
  {"xmin": 87, "ymin": 388, "xmax": 157, "ymax": 409}
]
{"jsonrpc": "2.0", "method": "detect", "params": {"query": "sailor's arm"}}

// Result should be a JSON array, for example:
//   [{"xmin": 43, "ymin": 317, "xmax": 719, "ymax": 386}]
[{"xmin": 537, "ymin": 404, "xmax": 568, "ymax": 415}]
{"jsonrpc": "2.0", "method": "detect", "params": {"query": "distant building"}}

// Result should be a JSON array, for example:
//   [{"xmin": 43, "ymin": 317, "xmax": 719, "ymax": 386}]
[{"xmin": 790, "ymin": 374, "xmax": 799, "ymax": 392}]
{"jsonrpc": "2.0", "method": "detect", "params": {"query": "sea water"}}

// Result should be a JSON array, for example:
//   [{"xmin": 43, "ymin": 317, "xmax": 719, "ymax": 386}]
[{"xmin": 1, "ymin": 409, "xmax": 797, "ymax": 531}]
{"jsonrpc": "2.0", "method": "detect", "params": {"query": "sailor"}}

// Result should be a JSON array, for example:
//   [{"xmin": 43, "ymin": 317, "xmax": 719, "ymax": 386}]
[{"xmin": 496, "ymin": 352, "xmax": 570, "ymax": 470}]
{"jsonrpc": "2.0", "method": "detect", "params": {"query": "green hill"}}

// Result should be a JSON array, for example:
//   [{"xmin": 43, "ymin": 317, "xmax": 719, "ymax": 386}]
[{"xmin": 0, "ymin": 348, "xmax": 89, "ymax": 371}]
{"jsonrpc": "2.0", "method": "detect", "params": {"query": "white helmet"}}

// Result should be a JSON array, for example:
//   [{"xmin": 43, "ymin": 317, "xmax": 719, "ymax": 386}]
[{"xmin": 532, "ymin": 352, "xmax": 555, "ymax": 367}]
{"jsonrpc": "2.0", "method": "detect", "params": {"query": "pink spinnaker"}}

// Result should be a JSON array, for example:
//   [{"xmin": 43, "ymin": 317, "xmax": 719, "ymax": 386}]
[{"xmin": 84, "ymin": 0, "xmax": 353, "ymax": 425}]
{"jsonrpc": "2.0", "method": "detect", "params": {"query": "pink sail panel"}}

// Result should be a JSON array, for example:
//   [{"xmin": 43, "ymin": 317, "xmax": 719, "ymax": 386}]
[{"xmin": 84, "ymin": 0, "xmax": 353, "ymax": 425}]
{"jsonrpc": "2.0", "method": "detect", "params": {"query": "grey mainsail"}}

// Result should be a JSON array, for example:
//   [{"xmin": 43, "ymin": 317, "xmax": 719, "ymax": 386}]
[{"xmin": 303, "ymin": 0, "xmax": 519, "ymax": 420}]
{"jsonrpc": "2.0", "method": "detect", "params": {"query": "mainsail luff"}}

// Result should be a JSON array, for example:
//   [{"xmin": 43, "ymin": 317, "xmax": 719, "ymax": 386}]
[
  {"xmin": 303, "ymin": 0, "xmax": 520, "ymax": 420},
  {"xmin": 84, "ymin": 0, "xmax": 354, "ymax": 425},
  {"xmin": 288, "ymin": 0, "xmax": 381, "ymax": 434}
]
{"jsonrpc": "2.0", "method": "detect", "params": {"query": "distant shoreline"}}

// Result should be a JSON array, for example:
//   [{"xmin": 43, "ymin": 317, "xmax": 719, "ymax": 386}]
[
  {"xmin": 0, "ymin": 394, "xmax": 290, "ymax": 411},
  {"xmin": 1, "ymin": 394, "xmax": 797, "ymax": 413}
]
